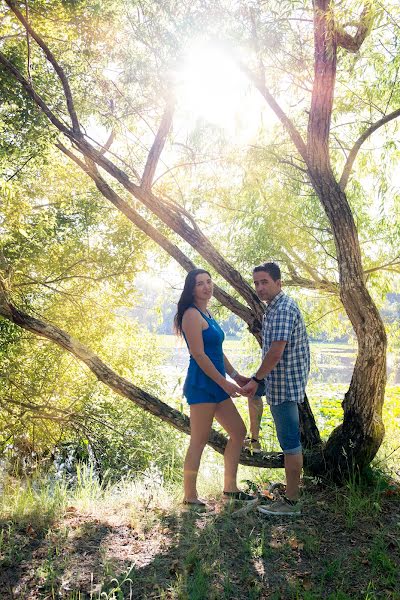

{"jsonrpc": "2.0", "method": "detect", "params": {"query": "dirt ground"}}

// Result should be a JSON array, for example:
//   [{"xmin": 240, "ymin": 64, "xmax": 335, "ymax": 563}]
[{"xmin": 1, "ymin": 484, "xmax": 400, "ymax": 599}]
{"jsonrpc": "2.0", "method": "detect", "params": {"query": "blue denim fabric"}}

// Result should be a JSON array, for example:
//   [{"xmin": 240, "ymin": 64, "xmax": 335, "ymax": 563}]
[{"xmin": 270, "ymin": 401, "xmax": 302, "ymax": 454}]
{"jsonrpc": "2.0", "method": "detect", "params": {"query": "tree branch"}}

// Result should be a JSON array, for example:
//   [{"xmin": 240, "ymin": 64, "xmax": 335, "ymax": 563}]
[
  {"xmin": 339, "ymin": 108, "xmax": 400, "ymax": 190},
  {"xmin": 5, "ymin": 153, "xmax": 36, "ymax": 182},
  {"xmin": 239, "ymin": 61, "xmax": 308, "ymax": 162},
  {"xmin": 363, "ymin": 256, "xmax": 400, "ymax": 276},
  {"xmin": 5, "ymin": 0, "xmax": 81, "ymax": 135},
  {"xmin": 281, "ymin": 245, "xmax": 333, "ymax": 290},
  {"xmin": 98, "ymin": 130, "xmax": 115, "ymax": 156},
  {"xmin": 57, "ymin": 143, "xmax": 256, "ymax": 333},
  {"xmin": 24, "ymin": 0, "xmax": 32, "ymax": 84},
  {"xmin": 307, "ymin": 0, "xmax": 337, "ymax": 170},
  {"xmin": 141, "ymin": 98, "xmax": 175, "ymax": 190},
  {"xmin": 0, "ymin": 50, "xmax": 72, "ymax": 136},
  {"xmin": 336, "ymin": 5, "xmax": 373, "ymax": 53}
]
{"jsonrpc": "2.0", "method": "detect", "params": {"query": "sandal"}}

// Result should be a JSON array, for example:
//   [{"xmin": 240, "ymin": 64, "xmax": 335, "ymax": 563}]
[
  {"xmin": 183, "ymin": 498, "xmax": 206, "ymax": 507},
  {"xmin": 223, "ymin": 491, "xmax": 256, "ymax": 502}
]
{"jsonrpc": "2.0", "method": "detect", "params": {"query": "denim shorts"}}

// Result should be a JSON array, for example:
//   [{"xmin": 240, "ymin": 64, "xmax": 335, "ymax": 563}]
[{"xmin": 270, "ymin": 401, "xmax": 302, "ymax": 455}]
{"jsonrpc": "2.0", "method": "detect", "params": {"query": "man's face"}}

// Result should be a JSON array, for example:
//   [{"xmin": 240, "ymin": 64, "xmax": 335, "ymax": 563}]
[{"xmin": 253, "ymin": 270, "xmax": 281, "ymax": 303}]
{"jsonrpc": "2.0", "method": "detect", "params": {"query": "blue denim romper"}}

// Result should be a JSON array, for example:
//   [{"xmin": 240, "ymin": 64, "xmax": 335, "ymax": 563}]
[{"xmin": 183, "ymin": 306, "xmax": 229, "ymax": 405}]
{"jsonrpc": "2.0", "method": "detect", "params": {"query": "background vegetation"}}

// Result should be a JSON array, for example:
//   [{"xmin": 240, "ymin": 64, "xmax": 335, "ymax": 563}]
[{"xmin": 0, "ymin": 0, "xmax": 399, "ymax": 597}]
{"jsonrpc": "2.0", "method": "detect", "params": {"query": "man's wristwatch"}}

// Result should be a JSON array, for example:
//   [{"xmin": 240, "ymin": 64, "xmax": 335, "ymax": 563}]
[{"xmin": 251, "ymin": 375, "xmax": 263, "ymax": 384}]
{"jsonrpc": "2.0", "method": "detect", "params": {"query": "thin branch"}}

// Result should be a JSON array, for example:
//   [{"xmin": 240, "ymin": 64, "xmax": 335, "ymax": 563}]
[
  {"xmin": 98, "ymin": 130, "xmax": 115, "ymax": 156},
  {"xmin": 364, "ymin": 256, "xmax": 400, "ymax": 275},
  {"xmin": 84, "ymin": 131, "xmax": 141, "ymax": 182},
  {"xmin": 339, "ymin": 108, "xmax": 400, "ymax": 190},
  {"xmin": 283, "ymin": 257, "xmax": 338, "ymax": 293},
  {"xmin": 239, "ymin": 61, "xmax": 308, "ymax": 162},
  {"xmin": 374, "ymin": 1, "xmax": 400, "ymax": 33},
  {"xmin": 5, "ymin": 153, "xmax": 36, "ymax": 182},
  {"xmin": 284, "ymin": 247, "xmax": 325, "ymax": 284},
  {"xmin": 152, "ymin": 157, "xmax": 224, "ymax": 186},
  {"xmin": 305, "ymin": 306, "xmax": 341, "ymax": 327},
  {"xmin": 0, "ymin": 50, "xmax": 72, "ymax": 136},
  {"xmin": 17, "ymin": 269, "xmax": 134, "ymax": 287},
  {"xmin": 5, "ymin": 0, "xmax": 81, "ymax": 135},
  {"xmin": 384, "ymin": 66, "xmax": 399, "ymax": 115},
  {"xmin": 24, "ymin": 0, "xmax": 32, "ymax": 84},
  {"xmin": 0, "ymin": 33, "xmax": 24, "ymax": 40}
]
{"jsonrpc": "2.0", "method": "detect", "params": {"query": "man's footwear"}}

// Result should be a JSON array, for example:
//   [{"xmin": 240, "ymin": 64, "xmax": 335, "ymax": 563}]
[
  {"xmin": 223, "ymin": 490, "xmax": 256, "ymax": 502},
  {"xmin": 267, "ymin": 482, "xmax": 286, "ymax": 499},
  {"xmin": 257, "ymin": 497, "xmax": 301, "ymax": 516},
  {"xmin": 243, "ymin": 437, "xmax": 262, "ymax": 453},
  {"xmin": 260, "ymin": 482, "xmax": 285, "ymax": 502}
]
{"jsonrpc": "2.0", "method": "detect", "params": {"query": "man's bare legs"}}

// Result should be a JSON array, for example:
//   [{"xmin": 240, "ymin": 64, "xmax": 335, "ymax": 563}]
[
  {"xmin": 284, "ymin": 452, "xmax": 303, "ymax": 501},
  {"xmin": 248, "ymin": 395, "xmax": 263, "ymax": 441}
]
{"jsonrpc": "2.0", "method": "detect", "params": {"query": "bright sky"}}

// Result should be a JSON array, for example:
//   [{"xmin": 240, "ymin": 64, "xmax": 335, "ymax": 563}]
[{"xmin": 175, "ymin": 41, "xmax": 272, "ymax": 142}]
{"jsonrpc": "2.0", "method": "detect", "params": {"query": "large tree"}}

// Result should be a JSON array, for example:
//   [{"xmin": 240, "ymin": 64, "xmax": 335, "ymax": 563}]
[{"xmin": 1, "ymin": 0, "xmax": 399, "ymax": 477}]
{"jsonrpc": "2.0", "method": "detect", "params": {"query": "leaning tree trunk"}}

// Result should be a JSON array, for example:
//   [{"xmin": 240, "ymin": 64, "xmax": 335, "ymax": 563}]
[{"xmin": 0, "ymin": 280, "xmax": 286, "ymax": 468}]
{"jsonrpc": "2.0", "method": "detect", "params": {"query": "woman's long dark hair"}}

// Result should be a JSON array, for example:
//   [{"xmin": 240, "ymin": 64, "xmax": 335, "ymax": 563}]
[{"xmin": 174, "ymin": 269, "xmax": 211, "ymax": 336}]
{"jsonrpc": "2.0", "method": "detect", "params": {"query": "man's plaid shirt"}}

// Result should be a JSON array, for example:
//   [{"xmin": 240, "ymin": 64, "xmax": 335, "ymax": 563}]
[{"xmin": 262, "ymin": 291, "xmax": 310, "ymax": 406}]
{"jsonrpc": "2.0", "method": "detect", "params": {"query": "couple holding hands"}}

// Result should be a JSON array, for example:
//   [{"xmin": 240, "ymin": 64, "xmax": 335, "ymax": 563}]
[{"xmin": 174, "ymin": 262, "xmax": 310, "ymax": 516}]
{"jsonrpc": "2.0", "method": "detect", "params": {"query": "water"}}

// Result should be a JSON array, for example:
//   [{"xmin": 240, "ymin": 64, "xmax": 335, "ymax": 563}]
[
  {"xmin": 158, "ymin": 338, "xmax": 400, "ymax": 396},
  {"xmin": 158, "ymin": 338, "xmax": 399, "ymax": 447}
]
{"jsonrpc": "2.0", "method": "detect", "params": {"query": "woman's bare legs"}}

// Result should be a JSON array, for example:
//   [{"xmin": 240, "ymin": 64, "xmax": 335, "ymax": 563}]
[
  {"xmin": 215, "ymin": 399, "xmax": 247, "ymax": 493},
  {"xmin": 184, "ymin": 403, "xmax": 216, "ymax": 501}
]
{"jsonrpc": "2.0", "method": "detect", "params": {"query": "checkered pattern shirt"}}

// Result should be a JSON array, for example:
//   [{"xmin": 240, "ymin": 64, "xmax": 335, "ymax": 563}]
[{"xmin": 261, "ymin": 291, "xmax": 310, "ymax": 406}]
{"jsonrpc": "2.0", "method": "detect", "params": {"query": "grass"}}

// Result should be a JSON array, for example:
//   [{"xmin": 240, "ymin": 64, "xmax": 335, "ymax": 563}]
[
  {"xmin": 0, "ymin": 376, "xmax": 399, "ymax": 599},
  {"xmin": 0, "ymin": 462, "xmax": 399, "ymax": 599}
]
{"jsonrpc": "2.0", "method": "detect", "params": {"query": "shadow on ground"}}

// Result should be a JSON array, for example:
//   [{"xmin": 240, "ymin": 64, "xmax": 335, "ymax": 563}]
[{"xmin": 1, "ymin": 486, "xmax": 399, "ymax": 599}]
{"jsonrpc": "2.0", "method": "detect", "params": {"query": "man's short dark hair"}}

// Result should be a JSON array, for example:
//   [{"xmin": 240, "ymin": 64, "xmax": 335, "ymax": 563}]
[{"xmin": 253, "ymin": 262, "xmax": 281, "ymax": 281}]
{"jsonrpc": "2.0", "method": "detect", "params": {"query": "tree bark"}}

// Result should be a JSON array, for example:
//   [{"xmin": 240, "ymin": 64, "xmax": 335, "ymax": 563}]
[
  {"xmin": 302, "ymin": 1, "xmax": 387, "ymax": 476},
  {"xmin": 306, "ymin": 172, "xmax": 386, "ymax": 476},
  {"xmin": 242, "ymin": 0, "xmax": 388, "ymax": 476}
]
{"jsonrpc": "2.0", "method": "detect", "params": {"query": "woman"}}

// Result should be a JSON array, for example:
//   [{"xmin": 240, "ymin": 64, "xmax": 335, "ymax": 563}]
[{"xmin": 174, "ymin": 268, "xmax": 254, "ymax": 506}]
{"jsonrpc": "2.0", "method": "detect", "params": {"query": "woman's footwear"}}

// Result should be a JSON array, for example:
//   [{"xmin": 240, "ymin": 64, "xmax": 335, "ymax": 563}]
[
  {"xmin": 183, "ymin": 498, "xmax": 206, "ymax": 507},
  {"xmin": 223, "ymin": 490, "xmax": 256, "ymax": 502}
]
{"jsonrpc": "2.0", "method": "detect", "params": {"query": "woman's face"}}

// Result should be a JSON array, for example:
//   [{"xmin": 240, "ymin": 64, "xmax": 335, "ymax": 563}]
[{"xmin": 193, "ymin": 272, "xmax": 213, "ymax": 303}]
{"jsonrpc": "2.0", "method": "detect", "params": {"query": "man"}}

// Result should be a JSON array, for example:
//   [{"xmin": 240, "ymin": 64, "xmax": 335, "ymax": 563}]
[{"xmin": 242, "ymin": 262, "xmax": 310, "ymax": 515}]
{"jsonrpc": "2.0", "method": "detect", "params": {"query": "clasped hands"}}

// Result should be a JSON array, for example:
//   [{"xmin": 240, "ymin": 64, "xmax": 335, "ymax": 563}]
[{"xmin": 225, "ymin": 373, "xmax": 260, "ymax": 399}]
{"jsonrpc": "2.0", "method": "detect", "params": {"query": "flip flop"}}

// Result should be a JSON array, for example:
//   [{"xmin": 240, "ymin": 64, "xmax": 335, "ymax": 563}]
[{"xmin": 183, "ymin": 499, "xmax": 207, "ymax": 507}]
